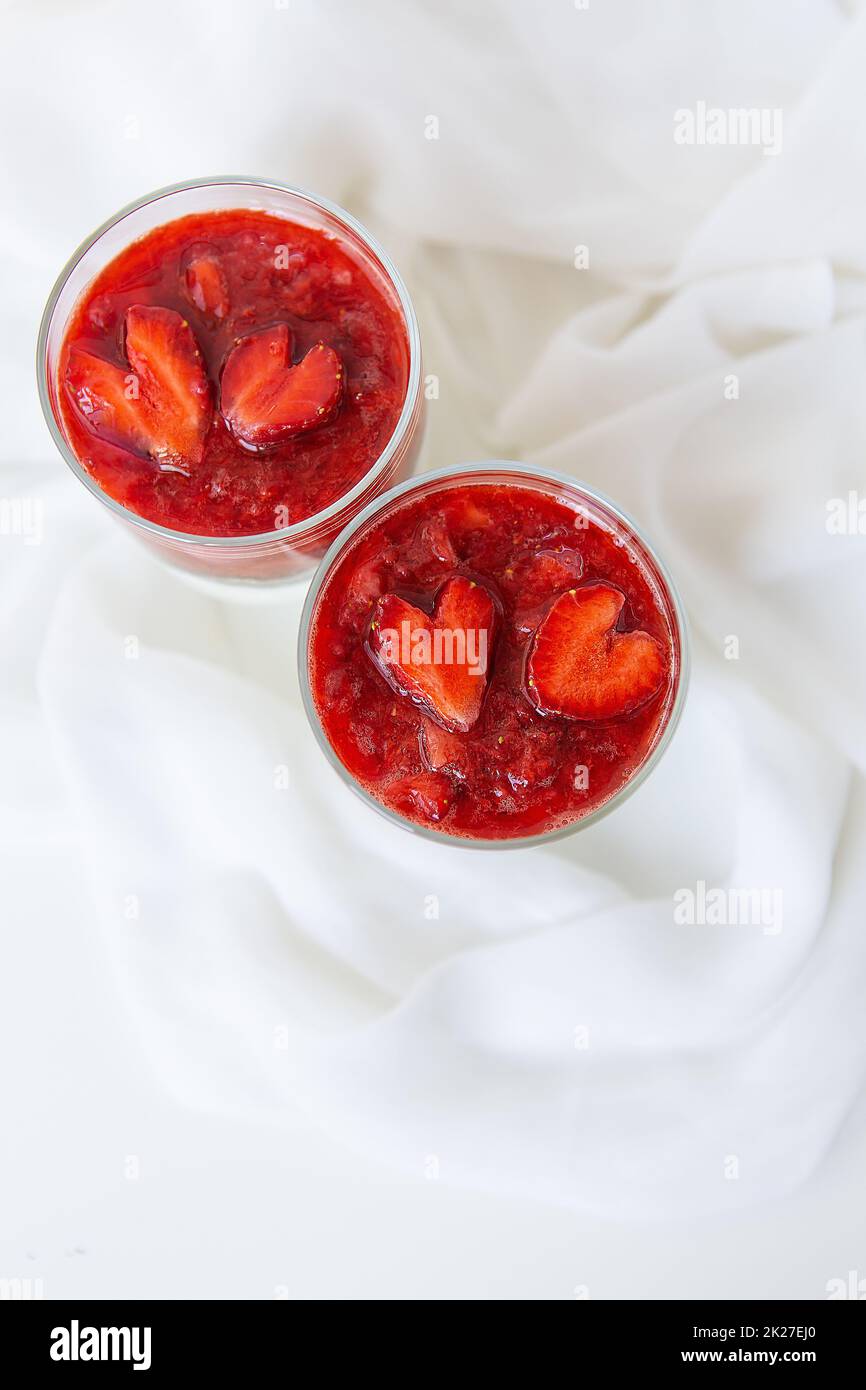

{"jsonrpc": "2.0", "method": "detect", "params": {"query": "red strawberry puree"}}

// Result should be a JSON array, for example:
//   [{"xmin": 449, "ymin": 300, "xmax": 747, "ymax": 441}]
[
  {"xmin": 308, "ymin": 479, "xmax": 682, "ymax": 841},
  {"xmin": 57, "ymin": 210, "xmax": 409, "ymax": 536}
]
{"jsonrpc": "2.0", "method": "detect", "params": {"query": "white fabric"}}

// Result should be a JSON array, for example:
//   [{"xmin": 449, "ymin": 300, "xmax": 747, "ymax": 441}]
[{"xmin": 4, "ymin": 0, "xmax": 866, "ymax": 1217}]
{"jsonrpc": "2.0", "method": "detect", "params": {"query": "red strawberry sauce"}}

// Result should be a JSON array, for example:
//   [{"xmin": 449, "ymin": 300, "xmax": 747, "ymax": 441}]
[
  {"xmin": 308, "ymin": 479, "xmax": 682, "ymax": 841},
  {"xmin": 57, "ymin": 210, "xmax": 410, "ymax": 536}
]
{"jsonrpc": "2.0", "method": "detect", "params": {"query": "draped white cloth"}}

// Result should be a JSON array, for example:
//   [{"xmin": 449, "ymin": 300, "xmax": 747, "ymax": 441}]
[{"xmin": 4, "ymin": 0, "xmax": 866, "ymax": 1219}]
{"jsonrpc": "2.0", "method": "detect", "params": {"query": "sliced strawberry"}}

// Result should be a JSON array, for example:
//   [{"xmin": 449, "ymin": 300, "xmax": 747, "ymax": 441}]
[
  {"xmin": 66, "ymin": 305, "xmax": 211, "ymax": 471},
  {"xmin": 124, "ymin": 305, "xmax": 211, "ymax": 468},
  {"xmin": 449, "ymin": 495, "xmax": 492, "ymax": 530},
  {"xmin": 220, "ymin": 325, "xmax": 343, "ymax": 448},
  {"xmin": 389, "ymin": 770, "xmax": 454, "ymax": 823},
  {"xmin": 367, "ymin": 575, "xmax": 496, "ymax": 733},
  {"xmin": 527, "ymin": 583, "xmax": 665, "ymax": 721},
  {"xmin": 411, "ymin": 515, "xmax": 458, "ymax": 568},
  {"xmin": 420, "ymin": 720, "xmax": 467, "ymax": 776},
  {"xmin": 66, "ymin": 347, "xmax": 159, "ymax": 460},
  {"xmin": 341, "ymin": 556, "xmax": 388, "ymax": 623},
  {"xmin": 522, "ymin": 547, "xmax": 583, "ymax": 594},
  {"xmin": 510, "ymin": 547, "xmax": 584, "ymax": 634},
  {"xmin": 183, "ymin": 245, "xmax": 230, "ymax": 320},
  {"xmin": 387, "ymin": 516, "xmax": 459, "ymax": 585}
]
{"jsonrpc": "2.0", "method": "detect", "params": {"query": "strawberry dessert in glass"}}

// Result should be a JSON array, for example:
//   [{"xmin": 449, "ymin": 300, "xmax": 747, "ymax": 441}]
[
  {"xmin": 301, "ymin": 463, "xmax": 688, "ymax": 846},
  {"xmin": 38, "ymin": 179, "xmax": 423, "ymax": 587}
]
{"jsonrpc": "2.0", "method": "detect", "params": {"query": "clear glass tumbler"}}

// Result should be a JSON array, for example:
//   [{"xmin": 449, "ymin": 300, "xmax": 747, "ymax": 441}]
[
  {"xmin": 299, "ymin": 462, "xmax": 690, "ymax": 848},
  {"xmin": 37, "ymin": 177, "xmax": 424, "ymax": 590}
]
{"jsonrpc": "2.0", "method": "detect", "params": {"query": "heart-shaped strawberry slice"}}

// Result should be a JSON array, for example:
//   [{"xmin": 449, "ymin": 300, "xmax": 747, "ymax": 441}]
[
  {"xmin": 367, "ymin": 575, "xmax": 496, "ymax": 733},
  {"xmin": 66, "ymin": 305, "xmax": 211, "ymax": 472},
  {"xmin": 527, "ymin": 583, "xmax": 666, "ymax": 720},
  {"xmin": 220, "ymin": 324, "xmax": 343, "ymax": 448}
]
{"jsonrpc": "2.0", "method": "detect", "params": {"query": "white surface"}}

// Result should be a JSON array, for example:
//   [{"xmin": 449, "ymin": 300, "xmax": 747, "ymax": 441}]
[{"xmin": 2, "ymin": 0, "xmax": 866, "ymax": 1298}]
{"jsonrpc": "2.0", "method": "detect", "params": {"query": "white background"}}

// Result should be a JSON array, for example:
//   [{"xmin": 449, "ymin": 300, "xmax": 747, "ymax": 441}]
[{"xmin": 2, "ymin": 0, "xmax": 866, "ymax": 1299}]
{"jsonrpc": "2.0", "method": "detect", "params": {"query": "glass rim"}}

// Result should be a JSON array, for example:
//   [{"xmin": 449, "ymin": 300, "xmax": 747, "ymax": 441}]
[
  {"xmin": 36, "ymin": 174, "xmax": 423, "ymax": 550},
  {"xmin": 298, "ymin": 460, "xmax": 692, "ymax": 851}
]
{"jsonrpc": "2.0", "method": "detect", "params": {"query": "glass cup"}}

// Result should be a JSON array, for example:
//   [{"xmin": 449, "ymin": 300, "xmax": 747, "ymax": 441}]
[
  {"xmin": 299, "ymin": 461, "xmax": 690, "ymax": 848},
  {"xmin": 37, "ymin": 177, "xmax": 424, "ymax": 590}
]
